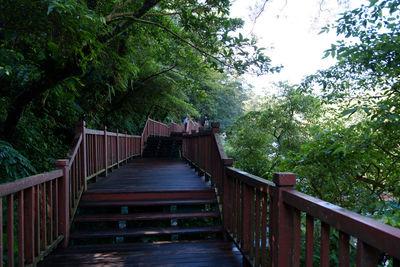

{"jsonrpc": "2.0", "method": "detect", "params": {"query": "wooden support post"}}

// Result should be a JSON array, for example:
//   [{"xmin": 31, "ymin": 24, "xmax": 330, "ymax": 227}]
[
  {"xmin": 7, "ymin": 194, "xmax": 14, "ymax": 267},
  {"xmin": 125, "ymin": 132, "xmax": 128, "ymax": 162},
  {"xmin": 23, "ymin": 187, "xmax": 34, "ymax": 264},
  {"xmin": 77, "ymin": 121, "xmax": 87, "ymax": 191},
  {"xmin": 56, "ymin": 159, "xmax": 70, "ymax": 248},
  {"xmin": 211, "ymin": 122, "xmax": 220, "ymax": 134},
  {"xmin": 222, "ymin": 158, "xmax": 233, "ymax": 241},
  {"xmin": 116, "ymin": 129, "xmax": 119, "ymax": 167},
  {"xmin": 271, "ymin": 172, "xmax": 297, "ymax": 267},
  {"xmin": 104, "ymin": 127, "xmax": 108, "ymax": 176},
  {"xmin": 356, "ymin": 240, "xmax": 379, "ymax": 267}
]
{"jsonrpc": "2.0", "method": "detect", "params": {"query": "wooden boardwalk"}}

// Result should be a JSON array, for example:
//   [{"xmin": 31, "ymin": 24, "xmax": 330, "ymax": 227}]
[
  {"xmin": 39, "ymin": 240, "xmax": 242, "ymax": 266},
  {"xmin": 39, "ymin": 157, "xmax": 243, "ymax": 266},
  {"xmin": 87, "ymin": 158, "xmax": 211, "ymax": 192}
]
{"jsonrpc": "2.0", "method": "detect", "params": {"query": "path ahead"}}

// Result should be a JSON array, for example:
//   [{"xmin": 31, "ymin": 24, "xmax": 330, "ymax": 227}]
[{"xmin": 39, "ymin": 157, "xmax": 243, "ymax": 266}]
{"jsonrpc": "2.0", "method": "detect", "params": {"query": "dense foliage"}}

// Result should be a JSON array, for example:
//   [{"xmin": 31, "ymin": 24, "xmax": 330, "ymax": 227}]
[
  {"xmin": 227, "ymin": 0, "xmax": 400, "ymax": 228},
  {"xmin": 0, "ymin": 0, "xmax": 275, "ymax": 178}
]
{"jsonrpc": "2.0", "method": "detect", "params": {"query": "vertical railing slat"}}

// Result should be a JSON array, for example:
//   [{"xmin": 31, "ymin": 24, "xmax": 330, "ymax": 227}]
[
  {"xmin": 23, "ymin": 187, "xmax": 34, "ymax": 264},
  {"xmin": 339, "ymin": 231, "xmax": 350, "ymax": 266},
  {"xmin": 47, "ymin": 181, "xmax": 53, "ymax": 244},
  {"xmin": 35, "ymin": 185, "xmax": 40, "ymax": 257},
  {"xmin": 7, "ymin": 194, "xmax": 14, "ymax": 267},
  {"xmin": 261, "ymin": 191, "xmax": 267, "ymax": 267},
  {"xmin": 255, "ymin": 190, "xmax": 261, "ymax": 267},
  {"xmin": 249, "ymin": 187, "xmax": 255, "ymax": 262},
  {"xmin": 17, "ymin": 191, "xmax": 24, "ymax": 267},
  {"xmin": 40, "ymin": 183, "xmax": 47, "ymax": 250},
  {"xmin": 320, "ymin": 222, "xmax": 330, "ymax": 267},
  {"xmin": 0, "ymin": 198, "xmax": 3, "ymax": 267},
  {"xmin": 356, "ymin": 240, "xmax": 379, "ymax": 266},
  {"xmin": 305, "ymin": 215, "xmax": 314, "ymax": 267}
]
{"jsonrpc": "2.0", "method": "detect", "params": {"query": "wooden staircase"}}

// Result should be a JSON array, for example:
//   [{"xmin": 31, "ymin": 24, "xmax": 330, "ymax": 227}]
[
  {"xmin": 69, "ymin": 192, "xmax": 223, "ymax": 245},
  {"xmin": 38, "ymin": 133, "xmax": 243, "ymax": 266},
  {"xmin": 68, "ymin": 137, "xmax": 223, "ymax": 245}
]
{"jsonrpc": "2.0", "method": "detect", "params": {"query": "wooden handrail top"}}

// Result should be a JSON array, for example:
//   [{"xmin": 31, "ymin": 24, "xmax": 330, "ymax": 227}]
[
  {"xmin": 0, "ymin": 169, "xmax": 63, "ymax": 197},
  {"xmin": 226, "ymin": 167, "xmax": 275, "ymax": 192},
  {"xmin": 85, "ymin": 128, "xmax": 141, "ymax": 138},
  {"xmin": 213, "ymin": 133, "xmax": 230, "ymax": 161},
  {"xmin": 85, "ymin": 128, "xmax": 105, "ymax": 135},
  {"xmin": 147, "ymin": 118, "xmax": 168, "ymax": 127},
  {"xmin": 283, "ymin": 189, "xmax": 400, "ymax": 258},
  {"xmin": 67, "ymin": 133, "xmax": 82, "ymax": 162}
]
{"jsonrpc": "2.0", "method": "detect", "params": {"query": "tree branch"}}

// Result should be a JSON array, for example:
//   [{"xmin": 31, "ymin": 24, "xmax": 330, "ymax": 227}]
[
  {"xmin": 108, "ymin": 0, "xmax": 161, "ymax": 39},
  {"xmin": 127, "ymin": 17, "xmax": 226, "ymax": 66}
]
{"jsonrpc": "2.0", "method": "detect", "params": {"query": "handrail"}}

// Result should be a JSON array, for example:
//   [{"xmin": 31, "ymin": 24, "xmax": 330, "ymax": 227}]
[
  {"xmin": 182, "ymin": 122, "xmax": 400, "ymax": 266},
  {"xmin": 0, "ymin": 117, "xmax": 185, "ymax": 266}
]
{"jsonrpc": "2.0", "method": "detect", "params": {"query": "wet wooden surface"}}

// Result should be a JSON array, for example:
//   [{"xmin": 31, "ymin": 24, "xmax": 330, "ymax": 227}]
[
  {"xmin": 87, "ymin": 158, "xmax": 211, "ymax": 192},
  {"xmin": 39, "ymin": 240, "xmax": 243, "ymax": 266}
]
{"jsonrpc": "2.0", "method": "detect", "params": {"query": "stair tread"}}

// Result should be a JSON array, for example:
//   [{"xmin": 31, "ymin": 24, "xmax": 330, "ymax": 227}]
[
  {"xmin": 75, "ymin": 211, "xmax": 220, "ymax": 222},
  {"xmin": 70, "ymin": 225, "xmax": 223, "ymax": 239},
  {"xmin": 79, "ymin": 198, "xmax": 217, "ymax": 207}
]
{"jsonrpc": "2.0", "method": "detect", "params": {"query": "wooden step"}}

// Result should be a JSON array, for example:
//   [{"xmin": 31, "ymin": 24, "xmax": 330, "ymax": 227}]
[
  {"xmin": 81, "ymin": 190, "xmax": 215, "ymax": 201},
  {"xmin": 79, "ymin": 198, "xmax": 217, "ymax": 207},
  {"xmin": 70, "ymin": 225, "xmax": 223, "ymax": 239},
  {"xmin": 74, "ymin": 211, "xmax": 220, "ymax": 222}
]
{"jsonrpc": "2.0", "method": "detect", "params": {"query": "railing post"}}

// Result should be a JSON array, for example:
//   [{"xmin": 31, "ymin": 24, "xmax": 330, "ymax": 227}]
[
  {"xmin": 125, "ymin": 132, "xmax": 128, "ymax": 161},
  {"xmin": 55, "ymin": 159, "xmax": 70, "ymax": 248},
  {"xmin": 211, "ymin": 122, "xmax": 220, "ymax": 134},
  {"xmin": 271, "ymin": 172, "xmax": 298, "ymax": 267},
  {"xmin": 77, "ymin": 121, "xmax": 87, "ymax": 191},
  {"xmin": 116, "ymin": 129, "xmax": 119, "ymax": 167},
  {"xmin": 222, "ymin": 159, "xmax": 233, "ymax": 237},
  {"xmin": 104, "ymin": 126, "xmax": 108, "ymax": 176}
]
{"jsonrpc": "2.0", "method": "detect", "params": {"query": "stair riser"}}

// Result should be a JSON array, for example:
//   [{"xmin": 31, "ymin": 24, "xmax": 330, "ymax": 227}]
[
  {"xmin": 75, "ymin": 212, "xmax": 219, "ymax": 222},
  {"xmin": 82, "ymin": 191, "xmax": 215, "ymax": 201}
]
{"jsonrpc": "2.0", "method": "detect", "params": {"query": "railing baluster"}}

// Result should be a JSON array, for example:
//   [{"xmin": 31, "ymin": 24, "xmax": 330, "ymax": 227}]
[
  {"xmin": 356, "ymin": 240, "xmax": 378, "ymax": 266},
  {"xmin": 35, "ymin": 185, "xmax": 40, "ymax": 257},
  {"xmin": 18, "ymin": 191, "xmax": 24, "ymax": 267},
  {"xmin": 40, "ymin": 183, "xmax": 47, "ymax": 250},
  {"xmin": 249, "ymin": 186, "xmax": 255, "ymax": 262},
  {"xmin": 7, "ymin": 194, "xmax": 14, "ymax": 267},
  {"xmin": 339, "ymin": 231, "xmax": 349, "ymax": 266},
  {"xmin": 255, "ymin": 190, "xmax": 261, "ymax": 267},
  {"xmin": 320, "ymin": 222, "xmax": 330, "ymax": 267},
  {"xmin": 241, "ymin": 184, "xmax": 251, "ymax": 260},
  {"xmin": 53, "ymin": 179, "xmax": 58, "ymax": 240},
  {"xmin": 394, "ymin": 258, "xmax": 400, "ymax": 267},
  {"xmin": 293, "ymin": 208, "xmax": 301, "ymax": 266},
  {"xmin": 56, "ymin": 160, "xmax": 70, "ymax": 248},
  {"xmin": 305, "ymin": 215, "xmax": 314, "ymax": 267},
  {"xmin": 261, "ymin": 192, "xmax": 267, "ymax": 266},
  {"xmin": 0, "ymin": 197, "xmax": 3, "ymax": 267},
  {"xmin": 47, "ymin": 181, "xmax": 53, "ymax": 244},
  {"xmin": 24, "ymin": 187, "xmax": 34, "ymax": 264}
]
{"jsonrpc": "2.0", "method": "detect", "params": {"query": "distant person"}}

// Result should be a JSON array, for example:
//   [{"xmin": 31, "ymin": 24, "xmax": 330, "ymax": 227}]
[{"xmin": 184, "ymin": 116, "xmax": 190, "ymax": 132}]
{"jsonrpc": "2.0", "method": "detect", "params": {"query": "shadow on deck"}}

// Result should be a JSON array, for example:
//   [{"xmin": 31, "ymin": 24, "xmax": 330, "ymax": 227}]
[{"xmin": 39, "ymin": 157, "xmax": 243, "ymax": 266}]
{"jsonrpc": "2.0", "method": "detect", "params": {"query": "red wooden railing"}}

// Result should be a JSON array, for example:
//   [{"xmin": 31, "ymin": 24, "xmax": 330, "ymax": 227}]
[
  {"xmin": 182, "ymin": 122, "xmax": 400, "ymax": 266},
  {"xmin": 0, "ymin": 118, "xmax": 183, "ymax": 266}
]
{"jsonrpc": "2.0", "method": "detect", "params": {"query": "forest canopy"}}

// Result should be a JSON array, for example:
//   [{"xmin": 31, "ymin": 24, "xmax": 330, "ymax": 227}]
[{"xmin": 0, "ymin": 0, "xmax": 274, "ymax": 175}]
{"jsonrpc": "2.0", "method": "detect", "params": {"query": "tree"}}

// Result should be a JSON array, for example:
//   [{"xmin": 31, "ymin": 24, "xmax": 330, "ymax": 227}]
[
  {"xmin": 226, "ymin": 83, "xmax": 321, "ymax": 177},
  {"xmin": 0, "ymin": 0, "xmax": 279, "ymax": 140}
]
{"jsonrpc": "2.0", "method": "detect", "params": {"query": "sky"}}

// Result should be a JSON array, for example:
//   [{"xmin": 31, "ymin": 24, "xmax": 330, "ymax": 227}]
[{"xmin": 230, "ymin": 0, "xmax": 365, "ymax": 95}]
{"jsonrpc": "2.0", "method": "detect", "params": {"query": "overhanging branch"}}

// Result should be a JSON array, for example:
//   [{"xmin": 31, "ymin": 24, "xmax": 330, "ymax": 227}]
[{"xmin": 127, "ymin": 17, "xmax": 226, "ymax": 67}]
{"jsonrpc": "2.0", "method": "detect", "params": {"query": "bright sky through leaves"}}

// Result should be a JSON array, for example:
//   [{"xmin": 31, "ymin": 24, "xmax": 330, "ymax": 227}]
[{"xmin": 231, "ymin": 0, "xmax": 366, "ymax": 95}]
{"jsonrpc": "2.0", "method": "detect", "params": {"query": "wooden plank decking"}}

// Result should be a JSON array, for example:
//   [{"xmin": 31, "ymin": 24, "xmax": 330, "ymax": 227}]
[
  {"xmin": 39, "ymin": 240, "xmax": 242, "ymax": 266},
  {"xmin": 39, "ymin": 157, "xmax": 243, "ymax": 266},
  {"xmin": 86, "ymin": 158, "xmax": 211, "ymax": 192}
]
